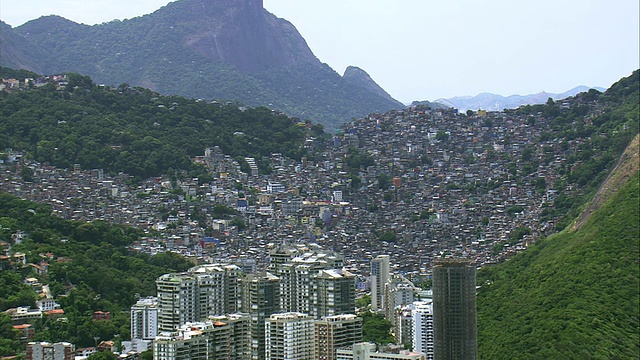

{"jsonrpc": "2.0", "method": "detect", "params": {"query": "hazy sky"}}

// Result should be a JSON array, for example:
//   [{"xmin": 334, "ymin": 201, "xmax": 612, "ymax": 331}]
[{"xmin": 1, "ymin": 0, "xmax": 638, "ymax": 103}]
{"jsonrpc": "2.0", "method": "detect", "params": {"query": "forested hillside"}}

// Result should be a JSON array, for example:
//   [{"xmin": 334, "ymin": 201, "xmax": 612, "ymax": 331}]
[
  {"xmin": 476, "ymin": 71, "xmax": 639, "ymax": 358},
  {"xmin": 0, "ymin": 69, "xmax": 315, "ymax": 180},
  {"xmin": 477, "ymin": 169, "xmax": 639, "ymax": 358},
  {"xmin": 0, "ymin": 194, "xmax": 193, "ymax": 352}
]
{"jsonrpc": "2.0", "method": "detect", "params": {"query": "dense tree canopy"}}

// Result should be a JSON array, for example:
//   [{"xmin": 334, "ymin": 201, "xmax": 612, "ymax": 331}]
[
  {"xmin": 0, "ymin": 68, "xmax": 310, "ymax": 180},
  {"xmin": 360, "ymin": 312, "xmax": 395, "ymax": 345},
  {"xmin": 477, "ymin": 171, "xmax": 639, "ymax": 358},
  {"xmin": 0, "ymin": 194, "xmax": 193, "ymax": 348}
]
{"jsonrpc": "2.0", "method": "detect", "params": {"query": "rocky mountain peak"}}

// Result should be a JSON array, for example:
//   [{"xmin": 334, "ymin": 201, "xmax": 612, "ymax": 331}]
[
  {"xmin": 343, "ymin": 66, "xmax": 396, "ymax": 103},
  {"xmin": 158, "ymin": 0, "xmax": 318, "ymax": 72}
]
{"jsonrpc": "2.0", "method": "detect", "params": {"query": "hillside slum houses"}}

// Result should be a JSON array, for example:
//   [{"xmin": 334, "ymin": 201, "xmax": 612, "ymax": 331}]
[{"xmin": 0, "ymin": 93, "xmax": 601, "ymax": 283}]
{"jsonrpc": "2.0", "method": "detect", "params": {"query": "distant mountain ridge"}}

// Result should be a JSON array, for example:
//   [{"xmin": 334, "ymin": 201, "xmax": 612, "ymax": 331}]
[
  {"xmin": 433, "ymin": 85, "xmax": 607, "ymax": 112},
  {"xmin": 0, "ymin": 0, "xmax": 403, "ymax": 130}
]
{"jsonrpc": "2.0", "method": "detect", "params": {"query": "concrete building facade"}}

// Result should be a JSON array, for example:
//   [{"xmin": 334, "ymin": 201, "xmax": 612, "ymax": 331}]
[
  {"xmin": 26, "ymin": 342, "xmax": 75, "ymax": 360},
  {"xmin": 371, "ymin": 255, "xmax": 390, "ymax": 312},
  {"xmin": 412, "ymin": 301, "xmax": 434, "ymax": 360},
  {"xmin": 240, "ymin": 272, "xmax": 281, "ymax": 360},
  {"xmin": 131, "ymin": 297, "xmax": 158, "ymax": 340},
  {"xmin": 336, "ymin": 343, "xmax": 426, "ymax": 360},
  {"xmin": 265, "ymin": 312, "xmax": 315, "ymax": 360},
  {"xmin": 156, "ymin": 264, "xmax": 241, "ymax": 332},
  {"xmin": 315, "ymin": 314, "xmax": 363, "ymax": 360},
  {"xmin": 432, "ymin": 259, "xmax": 477, "ymax": 360}
]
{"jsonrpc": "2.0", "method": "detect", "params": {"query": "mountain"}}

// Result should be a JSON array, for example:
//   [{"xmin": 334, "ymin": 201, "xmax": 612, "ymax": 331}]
[
  {"xmin": 0, "ymin": 0, "xmax": 404, "ymax": 130},
  {"xmin": 0, "ymin": 22, "xmax": 41, "ymax": 72},
  {"xmin": 433, "ymin": 86, "xmax": 607, "ymax": 112},
  {"xmin": 342, "ymin": 66, "xmax": 398, "ymax": 103}
]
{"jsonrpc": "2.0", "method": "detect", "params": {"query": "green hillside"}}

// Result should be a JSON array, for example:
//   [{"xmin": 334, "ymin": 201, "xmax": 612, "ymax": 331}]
[
  {"xmin": 0, "ymin": 68, "xmax": 313, "ymax": 180},
  {"xmin": 477, "ymin": 169, "xmax": 639, "ymax": 358},
  {"xmin": 0, "ymin": 193, "xmax": 193, "ymax": 351}
]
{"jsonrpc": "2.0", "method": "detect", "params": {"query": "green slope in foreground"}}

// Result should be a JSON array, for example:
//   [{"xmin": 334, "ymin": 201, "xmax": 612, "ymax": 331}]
[{"xmin": 477, "ymin": 171, "xmax": 639, "ymax": 359}]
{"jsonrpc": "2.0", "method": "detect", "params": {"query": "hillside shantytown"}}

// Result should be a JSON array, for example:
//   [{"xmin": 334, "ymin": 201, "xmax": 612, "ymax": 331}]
[
  {"xmin": 0, "ymin": 71, "xmax": 637, "ymax": 359},
  {"xmin": 1, "ymin": 75, "xmax": 600, "ymax": 272}
]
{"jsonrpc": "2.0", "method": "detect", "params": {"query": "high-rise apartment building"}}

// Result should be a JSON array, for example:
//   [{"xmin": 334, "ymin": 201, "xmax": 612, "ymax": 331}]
[
  {"xmin": 131, "ymin": 297, "xmax": 158, "ymax": 340},
  {"xmin": 432, "ymin": 258, "xmax": 477, "ymax": 360},
  {"xmin": 156, "ymin": 273, "xmax": 198, "ymax": 332},
  {"xmin": 265, "ymin": 312, "xmax": 315, "ymax": 360},
  {"xmin": 315, "ymin": 314, "xmax": 363, "ymax": 360},
  {"xmin": 279, "ymin": 262, "xmax": 314, "ymax": 314},
  {"xmin": 269, "ymin": 243, "xmax": 344, "ymax": 273},
  {"xmin": 395, "ymin": 305, "xmax": 414, "ymax": 351},
  {"xmin": 153, "ymin": 321, "xmax": 233, "ymax": 360},
  {"xmin": 189, "ymin": 264, "xmax": 241, "ymax": 317},
  {"xmin": 371, "ymin": 255, "xmax": 390, "ymax": 312},
  {"xmin": 312, "ymin": 269, "xmax": 356, "ymax": 319},
  {"xmin": 384, "ymin": 275, "xmax": 416, "ymax": 323},
  {"xmin": 240, "ymin": 272, "xmax": 281, "ymax": 360},
  {"xmin": 412, "ymin": 301, "xmax": 434, "ymax": 360},
  {"xmin": 272, "ymin": 245, "xmax": 352, "ymax": 319},
  {"xmin": 156, "ymin": 264, "xmax": 242, "ymax": 332},
  {"xmin": 209, "ymin": 314, "xmax": 252, "ymax": 360}
]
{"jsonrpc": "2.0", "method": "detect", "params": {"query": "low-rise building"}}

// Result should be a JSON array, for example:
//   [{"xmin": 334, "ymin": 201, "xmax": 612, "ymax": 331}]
[{"xmin": 26, "ymin": 342, "xmax": 75, "ymax": 360}]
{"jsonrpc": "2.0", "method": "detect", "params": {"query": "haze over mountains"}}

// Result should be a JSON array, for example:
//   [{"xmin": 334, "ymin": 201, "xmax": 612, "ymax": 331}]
[
  {"xmin": 0, "ymin": 0, "xmax": 402, "ymax": 130},
  {"xmin": 429, "ymin": 85, "xmax": 607, "ymax": 112}
]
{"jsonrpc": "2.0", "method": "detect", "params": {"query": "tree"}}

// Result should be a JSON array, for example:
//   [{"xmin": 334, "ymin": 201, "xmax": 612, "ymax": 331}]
[
  {"xmin": 230, "ymin": 217, "xmax": 246, "ymax": 231},
  {"xmin": 0, "ymin": 313, "xmax": 21, "ymax": 356},
  {"xmin": 88, "ymin": 351, "xmax": 118, "ymax": 360},
  {"xmin": 356, "ymin": 294, "xmax": 371, "ymax": 309},
  {"xmin": 377, "ymin": 173, "xmax": 391, "ymax": 190},
  {"xmin": 436, "ymin": 130, "xmax": 449, "ymax": 141},
  {"xmin": 20, "ymin": 167, "xmax": 34, "ymax": 182},
  {"xmin": 360, "ymin": 312, "xmax": 395, "ymax": 344},
  {"xmin": 140, "ymin": 350, "xmax": 153, "ymax": 360},
  {"xmin": 378, "ymin": 231, "xmax": 397, "ymax": 243}
]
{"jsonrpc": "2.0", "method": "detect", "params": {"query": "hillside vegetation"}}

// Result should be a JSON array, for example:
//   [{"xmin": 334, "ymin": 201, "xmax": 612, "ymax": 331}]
[
  {"xmin": 476, "ymin": 70, "xmax": 639, "ymax": 358},
  {"xmin": 0, "ymin": 194, "xmax": 193, "ymax": 352},
  {"xmin": 477, "ymin": 169, "xmax": 639, "ymax": 358},
  {"xmin": 514, "ymin": 70, "xmax": 638, "ymax": 229},
  {"xmin": 0, "ymin": 69, "xmax": 313, "ymax": 180}
]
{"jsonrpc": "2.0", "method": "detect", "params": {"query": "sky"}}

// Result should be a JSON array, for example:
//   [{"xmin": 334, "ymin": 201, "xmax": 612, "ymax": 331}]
[{"xmin": 1, "ymin": 0, "xmax": 638, "ymax": 103}]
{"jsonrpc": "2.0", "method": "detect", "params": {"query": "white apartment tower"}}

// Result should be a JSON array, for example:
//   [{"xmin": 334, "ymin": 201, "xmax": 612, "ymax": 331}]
[
  {"xmin": 131, "ymin": 297, "xmax": 158, "ymax": 340},
  {"xmin": 384, "ymin": 275, "xmax": 416, "ymax": 323},
  {"xmin": 370, "ymin": 255, "xmax": 390, "ymax": 312},
  {"xmin": 412, "ymin": 301, "xmax": 434, "ymax": 360},
  {"xmin": 265, "ymin": 312, "xmax": 315, "ymax": 360}
]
